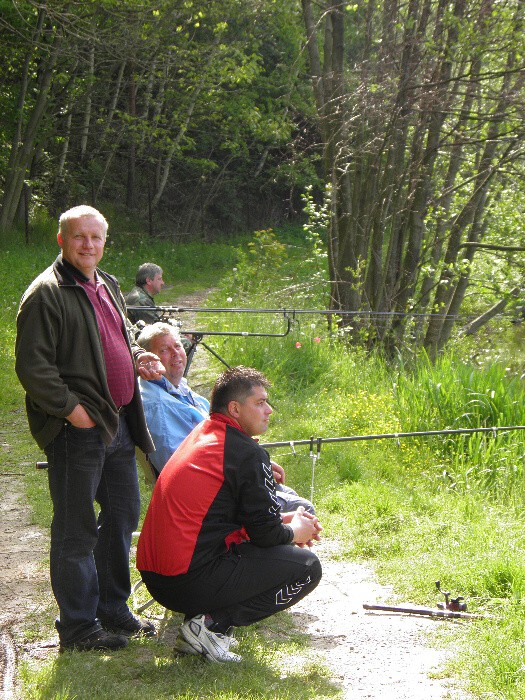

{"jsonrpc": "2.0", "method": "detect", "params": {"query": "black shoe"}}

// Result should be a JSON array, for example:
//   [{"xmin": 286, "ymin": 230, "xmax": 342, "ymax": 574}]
[
  {"xmin": 60, "ymin": 629, "xmax": 129, "ymax": 653},
  {"xmin": 102, "ymin": 614, "xmax": 157, "ymax": 638}
]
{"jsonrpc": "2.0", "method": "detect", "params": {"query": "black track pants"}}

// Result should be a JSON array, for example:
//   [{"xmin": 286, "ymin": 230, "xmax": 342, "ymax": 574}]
[{"xmin": 140, "ymin": 542, "xmax": 322, "ymax": 629}]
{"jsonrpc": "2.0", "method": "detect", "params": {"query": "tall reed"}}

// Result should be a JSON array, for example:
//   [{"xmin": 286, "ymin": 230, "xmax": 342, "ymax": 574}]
[{"xmin": 394, "ymin": 352, "xmax": 525, "ymax": 498}]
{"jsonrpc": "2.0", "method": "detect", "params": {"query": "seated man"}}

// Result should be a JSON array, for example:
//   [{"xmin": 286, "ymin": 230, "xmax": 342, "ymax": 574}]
[
  {"xmin": 125, "ymin": 263, "xmax": 165, "ymax": 325},
  {"xmin": 126, "ymin": 264, "xmax": 194, "ymax": 353},
  {"xmin": 136, "ymin": 322, "xmax": 315, "ymax": 514},
  {"xmin": 136, "ymin": 366, "xmax": 322, "ymax": 662}
]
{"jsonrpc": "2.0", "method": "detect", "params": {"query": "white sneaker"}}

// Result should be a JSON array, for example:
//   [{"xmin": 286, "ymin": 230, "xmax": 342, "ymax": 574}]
[
  {"xmin": 179, "ymin": 615, "xmax": 242, "ymax": 663},
  {"xmin": 174, "ymin": 630, "xmax": 237, "ymax": 656},
  {"xmin": 217, "ymin": 631, "xmax": 239, "ymax": 649}
]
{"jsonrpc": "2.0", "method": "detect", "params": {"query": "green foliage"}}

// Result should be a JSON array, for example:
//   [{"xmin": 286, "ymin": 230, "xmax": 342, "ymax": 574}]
[
  {"xmin": 202, "ymin": 229, "xmax": 525, "ymax": 698},
  {"xmin": 303, "ymin": 0, "xmax": 525, "ymax": 357},
  {"xmin": 0, "ymin": 0, "xmax": 312, "ymax": 235},
  {"xmin": 300, "ymin": 184, "xmax": 330, "ymax": 301},
  {"xmin": 395, "ymin": 351, "xmax": 525, "ymax": 430},
  {"xmin": 230, "ymin": 228, "xmax": 288, "ymax": 297}
]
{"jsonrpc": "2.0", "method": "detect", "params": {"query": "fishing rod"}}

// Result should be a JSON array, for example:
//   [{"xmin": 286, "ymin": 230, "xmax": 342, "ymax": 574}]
[
  {"xmin": 259, "ymin": 425, "xmax": 525, "ymax": 503},
  {"xmin": 127, "ymin": 306, "xmax": 469, "ymax": 373},
  {"xmin": 127, "ymin": 305, "xmax": 464, "ymax": 319},
  {"xmin": 260, "ymin": 425, "xmax": 525, "ymax": 450},
  {"xmin": 128, "ymin": 310, "xmax": 295, "ymax": 375},
  {"xmin": 127, "ymin": 307, "xmax": 295, "ymax": 338}
]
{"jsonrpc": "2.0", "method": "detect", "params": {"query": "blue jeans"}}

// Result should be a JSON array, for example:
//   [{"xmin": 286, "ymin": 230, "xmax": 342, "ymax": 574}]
[
  {"xmin": 276, "ymin": 483, "xmax": 316, "ymax": 515},
  {"xmin": 44, "ymin": 416, "xmax": 140, "ymax": 644}
]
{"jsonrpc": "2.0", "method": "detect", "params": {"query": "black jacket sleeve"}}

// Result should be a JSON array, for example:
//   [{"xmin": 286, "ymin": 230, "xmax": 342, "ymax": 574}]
[{"xmin": 228, "ymin": 437, "xmax": 294, "ymax": 547}]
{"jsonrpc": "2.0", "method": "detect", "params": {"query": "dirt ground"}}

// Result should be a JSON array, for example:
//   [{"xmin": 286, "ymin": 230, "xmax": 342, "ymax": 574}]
[
  {"xmin": 289, "ymin": 541, "xmax": 472, "ymax": 699},
  {"xmin": 0, "ymin": 290, "xmax": 473, "ymax": 699},
  {"xmin": 0, "ymin": 473, "xmax": 49, "ymax": 700}
]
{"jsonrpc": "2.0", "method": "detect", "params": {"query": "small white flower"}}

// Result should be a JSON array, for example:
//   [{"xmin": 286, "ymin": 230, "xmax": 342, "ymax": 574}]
[{"xmin": 227, "ymin": 297, "xmax": 233, "ymax": 303}]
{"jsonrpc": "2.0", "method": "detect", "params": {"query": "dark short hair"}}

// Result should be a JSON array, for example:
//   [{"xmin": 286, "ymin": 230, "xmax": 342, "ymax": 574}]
[
  {"xmin": 210, "ymin": 366, "xmax": 271, "ymax": 413},
  {"xmin": 136, "ymin": 262, "xmax": 163, "ymax": 287}
]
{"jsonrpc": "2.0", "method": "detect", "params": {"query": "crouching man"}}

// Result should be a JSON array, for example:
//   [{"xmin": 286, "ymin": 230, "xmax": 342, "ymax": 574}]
[{"xmin": 137, "ymin": 366, "xmax": 322, "ymax": 662}]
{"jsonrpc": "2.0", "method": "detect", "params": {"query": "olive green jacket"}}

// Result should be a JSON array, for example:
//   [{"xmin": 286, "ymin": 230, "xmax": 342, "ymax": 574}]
[
  {"xmin": 124, "ymin": 285, "xmax": 160, "ymax": 325},
  {"xmin": 15, "ymin": 255, "xmax": 154, "ymax": 453}
]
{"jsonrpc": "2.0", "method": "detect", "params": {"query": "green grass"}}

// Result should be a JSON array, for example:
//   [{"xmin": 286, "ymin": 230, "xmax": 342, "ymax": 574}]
[
  {"xmin": 19, "ymin": 616, "xmax": 338, "ymax": 700},
  {"xmin": 5, "ymin": 221, "xmax": 525, "ymax": 698}
]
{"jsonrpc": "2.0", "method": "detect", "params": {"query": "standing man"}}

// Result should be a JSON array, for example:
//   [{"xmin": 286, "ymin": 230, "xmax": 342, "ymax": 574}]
[
  {"xmin": 125, "ymin": 262, "xmax": 165, "ymax": 325},
  {"xmin": 15, "ymin": 205, "xmax": 164, "ymax": 652},
  {"xmin": 137, "ymin": 366, "xmax": 322, "ymax": 663}
]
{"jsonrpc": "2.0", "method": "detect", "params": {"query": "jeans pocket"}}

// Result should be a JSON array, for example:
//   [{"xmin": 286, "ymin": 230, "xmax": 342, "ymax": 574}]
[
  {"xmin": 67, "ymin": 424, "xmax": 98, "ymax": 433},
  {"xmin": 57, "ymin": 423, "xmax": 104, "ymax": 471}
]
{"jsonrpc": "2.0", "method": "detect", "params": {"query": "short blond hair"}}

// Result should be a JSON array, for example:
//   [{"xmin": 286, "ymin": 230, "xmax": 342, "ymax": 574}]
[
  {"xmin": 59, "ymin": 205, "xmax": 108, "ymax": 238},
  {"xmin": 136, "ymin": 322, "xmax": 181, "ymax": 351}
]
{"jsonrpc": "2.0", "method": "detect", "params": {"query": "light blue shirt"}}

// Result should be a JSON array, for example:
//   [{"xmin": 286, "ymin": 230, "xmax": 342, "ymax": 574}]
[{"xmin": 139, "ymin": 376, "xmax": 210, "ymax": 473}]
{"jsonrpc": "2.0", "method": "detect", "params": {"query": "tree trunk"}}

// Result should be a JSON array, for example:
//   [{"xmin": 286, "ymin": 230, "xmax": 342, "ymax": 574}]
[
  {"xmin": 0, "ymin": 7, "xmax": 49, "ymax": 232},
  {"xmin": 80, "ymin": 43, "xmax": 94, "ymax": 163},
  {"xmin": 0, "ymin": 23, "xmax": 61, "ymax": 231},
  {"xmin": 126, "ymin": 64, "xmax": 137, "ymax": 209},
  {"xmin": 463, "ymin": 288, "xmax": 520, "ymax": 336}
]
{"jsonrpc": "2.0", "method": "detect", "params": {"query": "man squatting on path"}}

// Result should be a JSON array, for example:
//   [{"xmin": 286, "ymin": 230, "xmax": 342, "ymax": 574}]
[
  {"xmin": 15, "ymin": 205, "xmax": 167, "ymax": 653},
  {"xmin": 136, "ymin": 321, "xmax": 316, "ymax": 515},
  {"xmin": 137, "ymin": 366, "xmax": 323, "ymax": 663}
]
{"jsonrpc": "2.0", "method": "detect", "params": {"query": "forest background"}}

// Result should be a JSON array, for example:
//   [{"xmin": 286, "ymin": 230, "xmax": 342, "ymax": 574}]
[
  {"xmin": 3, "ymin": 0, "xmax": 525, "ymax": 698},
  {"xmin": 3, "ymin": 0, "xmax": 525, "ymax": 354}
]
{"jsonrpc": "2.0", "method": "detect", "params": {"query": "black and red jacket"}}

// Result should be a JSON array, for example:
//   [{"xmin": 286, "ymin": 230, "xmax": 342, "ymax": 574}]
[{"xmin": 137, "ymin": 413, "xmax": 294, "ymax": 577}]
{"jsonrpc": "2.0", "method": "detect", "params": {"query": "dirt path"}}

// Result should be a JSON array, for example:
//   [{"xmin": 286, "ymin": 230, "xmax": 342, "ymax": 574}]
[
  {"xmin": 0, "ymin": 290, "xmax": 472, "ymax": 698},
  {"xmin": 290, "ymin": 541, "xmax": 471, "ymax": 699},
  {"xmin": 0, "ymin": 473, "xmax": 48, "ymax": 700}
]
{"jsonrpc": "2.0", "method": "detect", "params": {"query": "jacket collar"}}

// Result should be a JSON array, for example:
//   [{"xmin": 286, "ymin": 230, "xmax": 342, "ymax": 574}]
[
  {"xmin": 210, "ymin": 412, "xmax": 248, "ymax": 435},
  {"xmin": 53, "ymin": 254, "xmax": 90, "ymax": 286}
]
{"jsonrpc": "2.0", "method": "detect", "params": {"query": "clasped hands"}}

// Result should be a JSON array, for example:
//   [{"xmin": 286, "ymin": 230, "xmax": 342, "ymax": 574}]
[{"xmin": 282, "ymin": 507, "xmax": 322, "ymax": 548}]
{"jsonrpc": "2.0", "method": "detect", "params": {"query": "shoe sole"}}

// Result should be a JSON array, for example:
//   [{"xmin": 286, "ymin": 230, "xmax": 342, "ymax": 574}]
[{"xmin": 103, "ymin": 625, "xmax": 156, "ymax": 638}]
